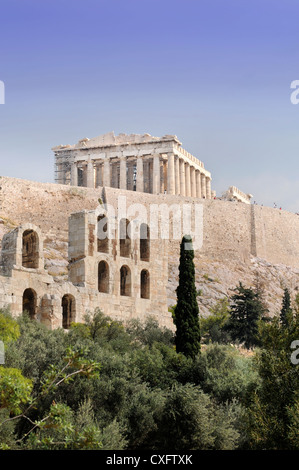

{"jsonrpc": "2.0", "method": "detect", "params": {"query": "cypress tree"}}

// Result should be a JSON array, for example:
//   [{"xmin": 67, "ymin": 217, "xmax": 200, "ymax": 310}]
[
  {"xmin": 173, "ymin": 235, "xmax": 201, "ymax": 359},
  {"xmin": 280, "ymin": 287, "xmax": 293, "ymax": 328}
]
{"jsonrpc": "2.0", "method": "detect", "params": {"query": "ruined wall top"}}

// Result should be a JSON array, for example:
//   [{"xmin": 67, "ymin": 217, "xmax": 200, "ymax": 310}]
[
  {"xmin": 52, "ymin": 132, "xmax": 182, "ymax": 152},
  {"xmin": 221, "ymin": 186, "xmax": 253, "ymax": 204}
]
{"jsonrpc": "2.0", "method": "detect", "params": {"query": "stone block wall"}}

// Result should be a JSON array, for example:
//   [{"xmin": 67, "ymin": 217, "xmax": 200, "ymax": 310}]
[{"xmin": 0, "ymin": 176, "xmax": 299, "ymax": 329}]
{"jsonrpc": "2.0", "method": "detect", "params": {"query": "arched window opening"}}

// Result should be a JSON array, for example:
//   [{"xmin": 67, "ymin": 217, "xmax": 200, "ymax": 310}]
[
  {"xmin": 22, "ymin": 230, "xmax": 39, "ymax": 269},
  {"xmin": 140, "ymin": 223, "xmax": 150, "ymax": 261},
  {"xmin": 141, "ymin": 270, "xmax": 150, "ymax": 299},
  {"xmin": 97, "ymin": 215, "xmax": 109, "ymax": 253},
  {"xmin": 98, "ymin": 260, "xmax": 109, "ymax": 293},
  {"xmin": 62, "ymin": 294, "xmax": 76, "ymax": 329},
  {"xmin": 119, "ymin": 218, "xmax": 131, "ymax": 258},
  {"xmin": 120, "ymin": 265, "xmax": 131, "ymax": 296},
  {"xmin": 23, "ymin": 288, "xmax": 37, "ymax": 319}
]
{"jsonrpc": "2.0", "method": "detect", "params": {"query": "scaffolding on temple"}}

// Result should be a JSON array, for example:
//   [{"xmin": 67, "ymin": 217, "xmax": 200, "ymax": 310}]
[{"xmin": 54, "ymin": 156, "xmax": 71, "ymax": 185}]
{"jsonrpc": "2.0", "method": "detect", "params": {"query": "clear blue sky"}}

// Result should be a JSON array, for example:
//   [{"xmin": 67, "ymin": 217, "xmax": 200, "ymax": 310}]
[{"xmin": 1, "ymin": 0, "xmax": 299, "ymax": 212}]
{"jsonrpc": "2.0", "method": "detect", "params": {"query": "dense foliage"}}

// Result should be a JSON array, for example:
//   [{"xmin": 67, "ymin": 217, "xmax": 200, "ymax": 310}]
[
  {"xmin": 0, "ymin": 280, "xmax": 298, "ymax": 450},
  {"xmin": 224, "ymin": 282, "xmax": 268, "ymax": 349}
]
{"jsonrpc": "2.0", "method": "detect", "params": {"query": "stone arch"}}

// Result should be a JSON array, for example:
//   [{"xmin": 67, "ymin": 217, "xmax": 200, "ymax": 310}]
[
  {"xmin": 62, "ymin": 294, "xmax": 76, "ymax": 329},
  {"xmin": 140, "ymin": 223, "xmax": 150, "ymax": 261},
  {"xmin": 119, "ymin": 218, "xmax": 131, "ymax": 258},
  {"xmin": 23, "ymin": 288, "xmax": 37, "ymax": 319},
  {"xmin": 97, "ymin": 214, "xmax": 109, "ymax": 253},
  {"xmin": 140, "ymin": 269, "xmax": 150, "ymax": 299},
  {"xmin": 22, "ymin": 229, "xmax": 39, "ymax": 269},
  {"xmin": 120, "ymin": 265, "xmax": 131, "ymax": 296},
  {"xmin": 98, "ymin": 260, "xmax": 109, "ymax": 293}
]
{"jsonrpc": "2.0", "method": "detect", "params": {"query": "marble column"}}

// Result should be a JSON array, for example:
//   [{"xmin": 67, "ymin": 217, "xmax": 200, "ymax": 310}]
[
  {"xmin": 167, "ymin": 153, "xmax": 175, "ymax": 195},
  {"xmin": 191, "ymin": 166, "xmax": 196, "ymax": 197},
  {"xmin": 152, "ymin": 155, "xmax": 160, "ymax": 194},
  {"xmin": 201, "ymin": 173, "xmax": 207, "ymax": 199},
  {"xmin": 110, "ymin": 161, "xmax": 119, "ymax": 188},
  {"xmin": 95, "ymin": 164, "xmax": 103, "ymax": 187},
  {"xmin": 71, "ymin": 163, "xmax": 78, "ymax": 186},
  {"xmin": 127, "ymin": 162, "xmax": 135, "ymax": 191},
  {"xmin": 185, "ymin": 163, "xmax": 191, "ymax": 197},
  {"xmin": 206, "ymin": 176, "xmax": 211, "ymax": 199},
  {"xmin": 103, "ymin": 159, "xmax": 111, "ymax": 187},
  {"xmin": 162, "ymin": 160, "xmax": 167, "ymax": 193},
  {"xmin": 136, "ymin": 157, "xmax": 144, "ymax": 192},
  {"xmin": 143, "ymin": 159, "xmax": 151, "ymax": 193},
  {"xmin": 148, "ymin": 159, "xmax": 153, "ymax": 193},
  {"xmin": 82, "ymin": 165, "xmax": 87, "ymax": 187},
  {"xmin": 196, "ymin": 170, "xmax": 201, "ymax": 198},
  {"xmin": 179, "ymin": 159, "xmax": 185, "ymax": 196},
  {"xmin": 120, "ymin": 158, "xmax": 127, "ymax": 190},
  {"xmin": 175, "ymin": 156, "xmax": 180, "ymax": 195},
  {"xmin": 86, "ymin": 160, "xmax": 94, "ymax": 188}
]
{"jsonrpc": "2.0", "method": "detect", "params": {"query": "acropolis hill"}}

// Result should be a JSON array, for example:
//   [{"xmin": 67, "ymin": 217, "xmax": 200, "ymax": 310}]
[{"xmin": 0, "ymin": 132, "xmax": 298, "ymax": 330}]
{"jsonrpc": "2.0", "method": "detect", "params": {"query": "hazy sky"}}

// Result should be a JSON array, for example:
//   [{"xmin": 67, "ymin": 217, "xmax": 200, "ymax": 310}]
[{"xmin": 1, "ymin": 0, "xmax": 299, "ymax": 212}]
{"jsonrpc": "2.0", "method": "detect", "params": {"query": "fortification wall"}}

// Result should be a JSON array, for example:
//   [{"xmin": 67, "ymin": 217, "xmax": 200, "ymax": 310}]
[
  {"xmin": 253, "ymin": 204, "xmax": 299, "ymax": 268},
  {"xmin": 0, "ymin": 176, "xmax": 101, "ymax": 236},
  {"xmin": 103, "ymin": 187, "xmax": 299, "ymax": 269},
  {"xmin": 0, "ymin": 176, "xmax": 298, "ymax": 322},
  {"xmin": 1, "ymin": 176, "xmax": 299, "ymax": 269}
]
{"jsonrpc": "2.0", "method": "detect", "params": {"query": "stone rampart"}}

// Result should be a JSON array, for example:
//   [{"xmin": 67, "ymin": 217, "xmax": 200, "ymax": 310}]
[
  {"xmin": 1, "ymin": 176, "xmax": 298, "ymax": 271},
  {"xmin": 0, "ymin": 176, "xmax": 298, "ymax": 323}
]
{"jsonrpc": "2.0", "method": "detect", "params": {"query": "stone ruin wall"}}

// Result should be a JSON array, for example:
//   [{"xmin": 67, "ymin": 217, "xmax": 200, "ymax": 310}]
[
  {"xmin": 0, "ymin": 176, "xmax": 299, "ymax": 323},
  {"xmin": 1, "ymin": 176, "xmax": 298, "ymax": 269}
]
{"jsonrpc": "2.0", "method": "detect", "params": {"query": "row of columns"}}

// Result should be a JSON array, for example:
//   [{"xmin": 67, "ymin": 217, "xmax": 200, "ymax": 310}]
[{"xmin": 70, "ymin": 154, "xmax": 212, "ymax": 199}]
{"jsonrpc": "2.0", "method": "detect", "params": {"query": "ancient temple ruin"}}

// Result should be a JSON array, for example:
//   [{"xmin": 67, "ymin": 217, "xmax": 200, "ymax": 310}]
[{"xmin": 52, "ymin": 132, "xmax": 213, "ymax": 199}]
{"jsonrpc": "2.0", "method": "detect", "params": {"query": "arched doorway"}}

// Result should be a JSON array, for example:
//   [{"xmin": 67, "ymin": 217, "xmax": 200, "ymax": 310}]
[
  {"xmin": 98, "ymin": 261, "xmax": 109, "ymax": 293},
  {"xmin": 22, "ymin": 230, "xmax": 39, "ymax": 269},
  {"xmin": 141, "ymin": 269, "xmax": 150, "ymax": 299},
  {"xmin": 120, "ymin": 265, "xmax": 131, "ymax": 296},
  {"xmin": 23, "ymin": 288, "xmax": 37, "ymax": 319},
  {"xmin": 62, "ymin": 294, "xmax": 76, "ymax": 329},
  {"xmin": 140, "ymin": 223, "xmax": 150, "ymax": 261},
  {"xmin": 119, "ymin": 218, "xmax": 131, "ymax": 258},
  {"xmin": 97, "ymin": 215, "xmax": 109, "ymax": 253}
]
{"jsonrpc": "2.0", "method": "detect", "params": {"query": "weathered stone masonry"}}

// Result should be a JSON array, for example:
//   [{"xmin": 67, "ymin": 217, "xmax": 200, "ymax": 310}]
[{"xmin": 0, "ymin": 195, "xmax": 170, "ymax": 330}]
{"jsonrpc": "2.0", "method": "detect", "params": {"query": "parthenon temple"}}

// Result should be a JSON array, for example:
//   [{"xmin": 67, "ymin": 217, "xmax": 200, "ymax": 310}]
[{"xmin": 52, "ymin": 132, "xmax": 213, "ymax": 198}]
